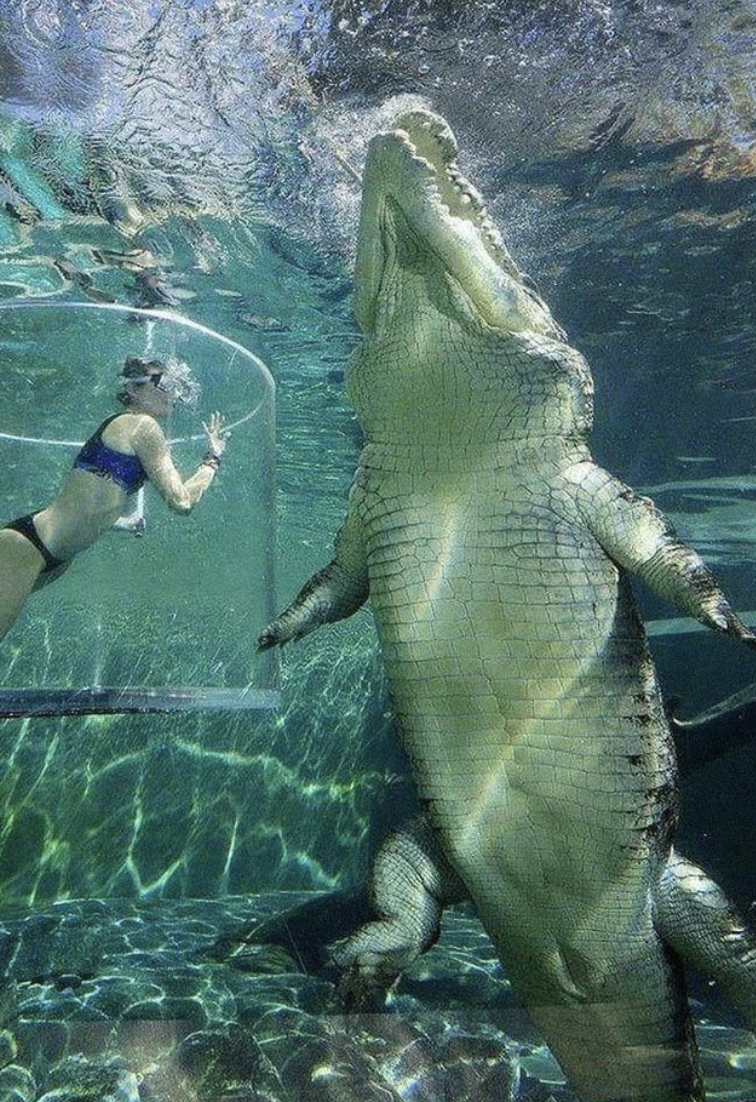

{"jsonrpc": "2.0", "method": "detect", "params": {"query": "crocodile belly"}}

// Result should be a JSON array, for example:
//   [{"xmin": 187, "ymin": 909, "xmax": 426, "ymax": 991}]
[{"xmin": 363, "ymin": 474, "xmax": 677, "ymax": 952}]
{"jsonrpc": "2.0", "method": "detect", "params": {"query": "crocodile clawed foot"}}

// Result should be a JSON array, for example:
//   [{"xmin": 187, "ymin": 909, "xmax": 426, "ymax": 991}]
[
  {"xmin": 335, "ymin": 963, "xmax": 397, "ymax": 1013},
  {"xmin": 256, "ymin": 625, "xmax": 281, "ymax": 651},
  {"xmin": 256, "ymin": 620, "xmax": 294, "ymax": 651},
  {"xmin": 329, "ymin": 936, "xmax": 409, "ymax": 1013}
]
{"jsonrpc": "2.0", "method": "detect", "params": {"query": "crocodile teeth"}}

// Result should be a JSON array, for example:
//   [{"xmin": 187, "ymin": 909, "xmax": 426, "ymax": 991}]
[
  {"xmin": 445, "ymin": 166, "xmax": 485, "ymax": 211},
  {"xmin": 393, "ymin": 110, "xmax": 458, "ymax": 164}
]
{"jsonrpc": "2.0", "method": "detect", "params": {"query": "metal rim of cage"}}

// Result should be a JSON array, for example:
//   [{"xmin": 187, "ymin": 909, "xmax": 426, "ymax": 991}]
[
  {"xmin": 0, "ymin": 299, "xmax": 275, "ymax": 449},
  {"xmin": 0, "ymin": 686, "xmax": 282, "ymax": 717},
  {"xmin": 0, "ymin": 299, "xmax": 279, "ymax": 717}
]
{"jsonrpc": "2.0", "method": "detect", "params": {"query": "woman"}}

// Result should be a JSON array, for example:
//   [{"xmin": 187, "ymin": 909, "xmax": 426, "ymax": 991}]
[{"xmin": 0, "ymin": 355, "xmax": 228, "ymax": 642}]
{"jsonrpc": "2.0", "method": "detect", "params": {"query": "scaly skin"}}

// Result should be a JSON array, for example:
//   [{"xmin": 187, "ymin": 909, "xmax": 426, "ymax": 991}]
[{"xmin": 259, "ymin": 110, "xmax": 756, "ymax": 1101}]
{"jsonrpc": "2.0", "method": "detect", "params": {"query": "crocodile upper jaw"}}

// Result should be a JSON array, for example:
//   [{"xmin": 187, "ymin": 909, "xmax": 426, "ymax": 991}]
[{"xmin": 354, "ymin": 109, "xmax": 560, "ymax": 339}]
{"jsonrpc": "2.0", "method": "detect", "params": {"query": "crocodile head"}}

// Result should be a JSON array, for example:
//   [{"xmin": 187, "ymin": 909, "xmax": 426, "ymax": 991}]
[{"xmin": 354, "ymin": 108, "xmax": 563, "ymax": 341}]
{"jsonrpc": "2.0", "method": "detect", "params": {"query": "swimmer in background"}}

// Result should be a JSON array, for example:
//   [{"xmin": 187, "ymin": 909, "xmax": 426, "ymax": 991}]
[{"xmin": 0, "ymin": 355, "xmax": 228, "ymax": 642}]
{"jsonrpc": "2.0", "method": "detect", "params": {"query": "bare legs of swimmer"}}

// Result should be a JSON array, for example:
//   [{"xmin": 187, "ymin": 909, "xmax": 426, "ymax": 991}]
[
  {"xmin": 0, "ymin": 529, "xmax": 45, "ymax": 641},
  {"xmin": 0, "ymin": 529, "xmax": 70, "ymax": 642}
]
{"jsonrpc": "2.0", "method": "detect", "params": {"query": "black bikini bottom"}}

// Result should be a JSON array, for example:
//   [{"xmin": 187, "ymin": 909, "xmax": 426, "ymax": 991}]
[{"xmin": 4, "ymin": 514, "xmax": 65, "ymax": 573}]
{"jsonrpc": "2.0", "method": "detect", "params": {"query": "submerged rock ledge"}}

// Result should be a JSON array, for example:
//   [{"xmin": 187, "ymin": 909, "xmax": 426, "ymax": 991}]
[{"xmin": 0, "ymin": 894, "xmax": 753, "ymax": 1101}]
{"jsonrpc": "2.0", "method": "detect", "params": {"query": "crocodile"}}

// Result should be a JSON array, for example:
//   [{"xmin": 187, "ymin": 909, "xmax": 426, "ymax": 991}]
[{"xmin": 258, "ymin": 109, "xmax": 756, "ymax": 1101}]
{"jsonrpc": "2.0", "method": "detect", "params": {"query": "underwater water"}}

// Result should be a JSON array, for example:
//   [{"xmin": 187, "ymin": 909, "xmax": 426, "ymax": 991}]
[{"xmin": 0, "ymin": 0, "xmax": 754, "ymax": 1099}]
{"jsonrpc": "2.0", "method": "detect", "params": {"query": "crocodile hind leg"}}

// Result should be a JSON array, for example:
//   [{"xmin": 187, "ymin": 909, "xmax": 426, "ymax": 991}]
[
  {"xmin": 655, "ymin": 849, "xmax": 756, "ymax": 1030},
  {"xmin": 497, "ymin": 927, "xmax": 706, "ymax": 1102},
  {"xmin": 329, "ymin": 814, "xmax": 466, "ymax": 1009}
]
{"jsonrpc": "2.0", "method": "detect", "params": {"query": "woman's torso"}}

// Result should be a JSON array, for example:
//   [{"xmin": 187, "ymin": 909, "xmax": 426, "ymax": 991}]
[
  {"xmin": 34, "ymin": 413, "xmax": 149, "ymax": 560},
  {"xmin": 72, "ymin": 413, "xmax": 147, "ymax": 495}
]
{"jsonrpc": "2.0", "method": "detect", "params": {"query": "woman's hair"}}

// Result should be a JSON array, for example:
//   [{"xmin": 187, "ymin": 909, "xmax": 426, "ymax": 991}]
[
  {"xmin": 118, "ymin": 355, "xmax": 201, "ymax": 407},
  {"xmin": 117, "ymin": 356, "xmax": 166, "ymax": 406}
]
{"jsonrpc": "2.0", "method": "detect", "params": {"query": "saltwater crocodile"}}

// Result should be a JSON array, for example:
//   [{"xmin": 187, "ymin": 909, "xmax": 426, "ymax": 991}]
[{"xmin": 258, "ymin": 109, "xmax": 756, "ymax": 1101}]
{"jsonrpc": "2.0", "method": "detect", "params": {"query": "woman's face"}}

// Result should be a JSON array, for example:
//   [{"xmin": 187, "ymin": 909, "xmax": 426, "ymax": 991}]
[{"xmin": 127, "ymin": 371, "xmax": 173, "ymax": 416}]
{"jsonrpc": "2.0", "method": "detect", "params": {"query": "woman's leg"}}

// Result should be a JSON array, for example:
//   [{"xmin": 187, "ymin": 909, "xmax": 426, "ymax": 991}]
[
  {"xmin": 30, "ymin": 557, "xmax": 71, "ymax": 592},
  {"xmin": 0, "ymin": 529, "xmax": 45, "ymax": 641}
]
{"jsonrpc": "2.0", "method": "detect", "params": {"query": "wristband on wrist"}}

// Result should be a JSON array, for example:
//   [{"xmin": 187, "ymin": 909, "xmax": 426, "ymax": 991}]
[{"xmin": 201, "ymin": 452, "xmax": 221, "ymax": 470}]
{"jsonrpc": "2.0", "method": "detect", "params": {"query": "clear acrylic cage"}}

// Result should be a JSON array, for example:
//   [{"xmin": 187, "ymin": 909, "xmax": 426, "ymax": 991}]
[{"xmin": 0, "ymin": 301, "xmax": 279, "ymax": 716}]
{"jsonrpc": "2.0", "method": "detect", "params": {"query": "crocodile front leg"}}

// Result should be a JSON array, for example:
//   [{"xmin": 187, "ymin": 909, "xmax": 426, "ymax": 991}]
[
  {"xmin": 258, "ymin": 473, "xmax": 369, "ymax": 648},
  {"xmin": 567, "ymin": 461, "xmax": 756, "ymax": 646}
]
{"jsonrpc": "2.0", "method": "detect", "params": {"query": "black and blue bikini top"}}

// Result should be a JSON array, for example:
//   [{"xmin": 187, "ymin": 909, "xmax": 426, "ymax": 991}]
[{"xmin": 73, "ymin": 414, "xmax": 147, "ymax": 495}]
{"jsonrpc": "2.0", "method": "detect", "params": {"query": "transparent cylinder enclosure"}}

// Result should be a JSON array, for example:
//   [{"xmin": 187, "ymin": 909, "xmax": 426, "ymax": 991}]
[{"xmin": 0, "ymin": 301, "xmax": 278, "ymax": 715}]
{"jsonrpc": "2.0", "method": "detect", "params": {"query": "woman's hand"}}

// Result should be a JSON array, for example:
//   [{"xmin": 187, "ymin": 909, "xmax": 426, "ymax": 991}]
[{"xmin": 203, "ymin": 411, "xmax": 228, "ymax": 459}]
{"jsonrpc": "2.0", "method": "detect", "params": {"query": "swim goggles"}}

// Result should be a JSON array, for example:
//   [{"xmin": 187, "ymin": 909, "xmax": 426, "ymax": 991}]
[{"xmin": 124, "ymin": 368, "xmax": 199, "ymax": 406}]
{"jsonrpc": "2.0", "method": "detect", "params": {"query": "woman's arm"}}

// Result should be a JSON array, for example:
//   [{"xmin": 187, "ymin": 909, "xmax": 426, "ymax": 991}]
[
  {"xmin": 113, "ymin": 487, "xmax": 146, "ymax": 535},
  {"xmin": 130, "ymin": 413, "xmax": 226, "ymax": 514}
]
